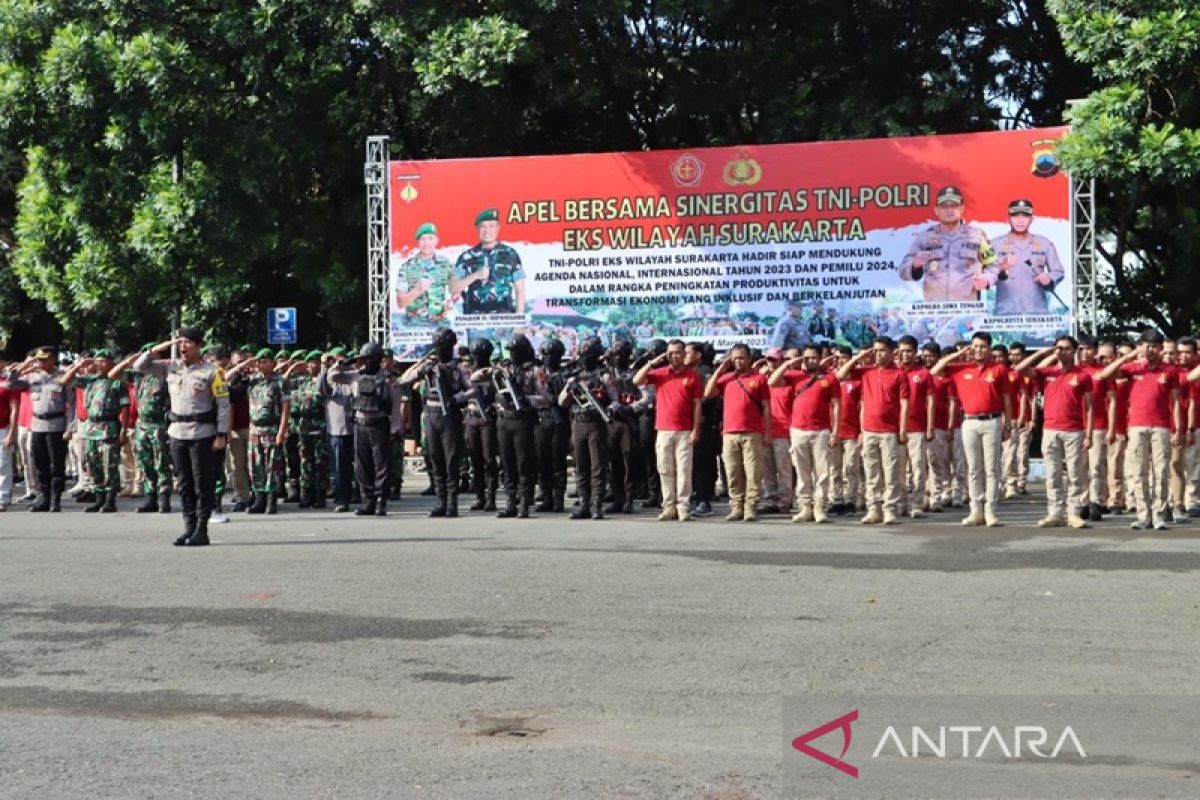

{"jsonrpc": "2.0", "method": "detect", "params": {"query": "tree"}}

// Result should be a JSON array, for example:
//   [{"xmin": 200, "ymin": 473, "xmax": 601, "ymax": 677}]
[{"xmin": 1052, "ymin": 0, "xmax": 1200, "ymax": 335}]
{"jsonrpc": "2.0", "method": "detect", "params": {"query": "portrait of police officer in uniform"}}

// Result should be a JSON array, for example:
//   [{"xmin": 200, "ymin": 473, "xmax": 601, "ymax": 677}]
[
  {"xmin": 450, "ymin": 208, "xmax": 527, "ymax": 315},
  {"xmin": 899, "ymin": 186, "xmax": 999, "ymax": 302},
  {"xmin": 990, "ymin": 199, "xmax": 1065, "ymax": 315}
]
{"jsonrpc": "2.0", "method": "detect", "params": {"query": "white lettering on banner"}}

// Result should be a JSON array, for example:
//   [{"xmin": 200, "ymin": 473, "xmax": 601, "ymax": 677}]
[{"xmin": 872, "ymin": 725, "xmax": 1087, "ymax": 759}]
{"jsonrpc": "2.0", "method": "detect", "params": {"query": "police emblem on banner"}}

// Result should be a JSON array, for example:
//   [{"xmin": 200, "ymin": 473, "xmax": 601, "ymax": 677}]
[
  {"xmin": 723, "ymin": 149, "xmax": 762, "ymax": 186},
  {"xmin": 670, "ymin": 154, "xmax": 704, "ymax": 188},
  {"xmin": 1030, "ymin": 139, "xmax": 1060, "ymax": 178}
]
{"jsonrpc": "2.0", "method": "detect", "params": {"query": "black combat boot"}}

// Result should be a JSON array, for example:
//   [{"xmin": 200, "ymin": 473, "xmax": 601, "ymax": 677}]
[
  {"xmin": 497, "ymin": 495, "xmax": 518, "ymax": 519},
  {"xmin": 137, "ymin": 492, "xmax": 159, "ymax": 513},
  {"xmin": 298, "ymin": 489, "xmax": 312, "ymax": 509},
  {"xmin": 604, "ymin": 494, "xmax": 623, "ymax": 515},
  {"xmin": 469, "ymin": 490, "xmax": 486, "ymax": 511},
  {"xmin": 553, "ymin": 489, "xmax": 565, "ymax": 513},
  {"xmin": 592, "ymin": 497, "xmax": 606, "ymax": 520},
  {"xmin": 267, "ymin": 494, "xmax": 278, "ymax": 515},
  {"xmin": 247, "ymin": 492, "xmax": 268, "ymax": 514},
  {"xmin": 312, "ymin": 492, "xmax": 326, "ymax": 509},
  {"xmin": 355, "ymin": 499, "xmax": 376, "ymax": 516},
  {"xmin": 484, "ymin": 487, "xmax": 497, "ymax": 512},
  {"xmin": 101, "ymin": 491, "xmax": 118, "ymax": 513},
  {"xmin": 184, "ymin": 517, "xmax": 210, "ymax": 547},
  {"xmin": 173, "ymin": 515, "xmax": 197, "ymax": 546},
  {"xmin": 622, "ymin": 497, "xmax": 634, "ymax": 514},
  {"xmin": 569, "ymin": 494, "xmax": 592, "ymax": 520},
  {"xmin": 49, "ymin": 481, "xmax": 64, "ymax": 512},
  {"xmin": 159, "ymin": 491, "xmax": 172, "ymax": 513},
  {"xmin": 85, "ymin": 492, "xmax": 106, "ymax": 512},
  {"xmin": 430, "ymin": 492, "xmax": 448, "ymax": 517},
  {"xmin": 518, "ymin": 499, "xmax": 531, "ymax": 519},
  {"xmin": 374, "ymin": 499, "xmax": 387, "ymax": 517},
  {"xmin": 1088, "ymin": 503, "xmax": 1104, "ymax": 522}
]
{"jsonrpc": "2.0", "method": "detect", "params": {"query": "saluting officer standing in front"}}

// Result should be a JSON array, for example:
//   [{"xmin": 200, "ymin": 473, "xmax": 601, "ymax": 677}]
[{"xmin": 134, "ymin": 327, "xmax": 230, "ymax": 547}]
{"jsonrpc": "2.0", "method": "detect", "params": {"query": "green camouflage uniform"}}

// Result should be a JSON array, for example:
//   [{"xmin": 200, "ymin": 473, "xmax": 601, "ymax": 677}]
[
  {"xmin": 247, "ymin": 375, "xmax": 287, "ymax": 493},
  {"xmin": 77, "ymin": 376, "xmax": 129, "ymax": 498},
  {"xmin": 454, "ymin": 243, "xmax": 525, "ymax": 314},
  {"xmin": 399, "ymin": 254, "xmax": 453, "ymax": 325},
  {"xmin": 286, "ymin": 374, "xmax": 329, "ymax": 500},
  {"xmin": 133, "ymin": 371, "xmax": 172, "ymax": 495}
]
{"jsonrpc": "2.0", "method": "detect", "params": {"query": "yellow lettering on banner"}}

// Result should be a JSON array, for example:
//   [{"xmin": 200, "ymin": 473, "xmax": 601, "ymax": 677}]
[{"xmin": 508, "ymin": 200, "xmax": 560, "ymax": 224}]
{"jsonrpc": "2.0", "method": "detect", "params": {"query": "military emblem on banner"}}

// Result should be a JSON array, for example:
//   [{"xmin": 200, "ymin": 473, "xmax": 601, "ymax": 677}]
[
  {"xmin": 670, "ymin": 154, "xmax": 704, "ymax": 188},
  {"xmin": 1030, "ymin": 139, "xmax": 1060, "ymax": 178},
  {"xmin": 396, "ymin": 172, "xmax": 421, "ymax": 203},
  {"xmin": 723, "ymin": 149, "xmax": 762, "ymax": 186}
]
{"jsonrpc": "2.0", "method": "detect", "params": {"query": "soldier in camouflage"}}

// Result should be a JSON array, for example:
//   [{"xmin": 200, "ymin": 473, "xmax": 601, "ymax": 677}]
[
  {"xmin": 395, "ymin": 222, "xmax": 454, "ymax": 327},
  {"xmin": 899, "ymin": 186, "xmax": 999, "ymax": 302},
  {"xmin": 283, "ymin": 350, "xmax": 329, "ymax": 509},
  {"xmin": 226, "ymin": 349, "xmax": 291, "ymax": 515},
  {"xmin": 71, "ymin": 350, "xmax": 130, "ymax": 513},
  {"xmin": 109, "ymin": 344, "xmax": 173, "ymax": 514},
  {"xmin": 451, "ymin": 208, "xmax": 527, "ymax": 315}
]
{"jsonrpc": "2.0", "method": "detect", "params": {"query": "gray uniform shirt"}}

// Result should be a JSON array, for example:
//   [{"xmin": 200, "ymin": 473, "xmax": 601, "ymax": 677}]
[
  {"xmin": 318, "ymin": 366, "xmax": 353, "ymax": 436},
  {"xmin": 770, "ymin": 315, "xmax": 809, "ymax": 349},
  {"xmin": 4, "ymin": 368, "xmax": 74, "ymax": 433},
  {"xmin": 991, "ymin": 232, "xmax": 1064, "ymax": 314},
  {"xmin": 132, "ymin": 353, "xmax": 230, "ymax": 440},
  {"xmin": 899, "ymin": 223, "xmax": 999, "ymax": 302}
]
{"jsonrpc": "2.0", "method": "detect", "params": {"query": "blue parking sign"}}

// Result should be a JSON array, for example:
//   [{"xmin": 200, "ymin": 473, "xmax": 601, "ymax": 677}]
[{"xmin": 267, "ymin": 307, "xmax": 297, "ymax": 345}]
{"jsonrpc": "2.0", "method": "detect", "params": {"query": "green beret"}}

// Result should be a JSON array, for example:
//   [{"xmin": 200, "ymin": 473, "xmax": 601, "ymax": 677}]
[
  {"xmin": 93, "ymin": 348, "xmax": 114, "ymax": 359},
  {"xmin": 474, "ymin": 208, "xmax": 499, "ymax": 226},
  {"xmin": 328, "ymin": 346, "xmax": 347, "ymax": 357},
  {"xmin": 275, "ymin": 350, "xmax": 289, "ymax": 360},
  {"xmin": 415, "ymin": 222, "xmax": 437, "ymax": 239},
  {"xmin": 305, "ymin": 349, "xmax": 322, "ymax": 361},
  {"xmin": 199, "ymin": 345, "xmax": 213, "ymax": 355},
  {"xmin": 237, "ymin": 343, "xmax": 254, "ymax": 353},
  {"xmin": 141, "ymin": 341, "xmax": 157, "ymax": 352},
  {"xmin": 255, "ymin": 347, "xmax": 274, "ymax": 359}
]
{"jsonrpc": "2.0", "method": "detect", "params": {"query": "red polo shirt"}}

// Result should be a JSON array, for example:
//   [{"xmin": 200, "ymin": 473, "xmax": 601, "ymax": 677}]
[
  {"xmin": 1036, "ymin": 365, "xmax": 1093, "ymax": 432},
  {"xmin": 0, "ymin": 385, "xmax": 13, "ymax": 429},
  {"xmin": 851, "ymin": 365, "xmax": 909, "ymax": 434},
  {"xmin": 767, "ymin": 382, "xmax": 793, "ymax": 439},
  {"xmin": 1080, "ymin": 364, "xmax": 1108, "ymax": 432},
  {"xmin": 1120, "ymin": 361, "xmax": 1180, "ymax": 429},
  {"xmin": 1110, "ymin": 377, "xmax": 1131, "ymax": 434},
  {"xmin": 904, "ymin": 366, "xmax": 932, "ymax": 432},
  {"xmin": 930, "ymin": 375, "xmax": 952, "ymax": 430},
  {"xmin": 838, "ymin": 379, "xmax": 861, "ymax": 439},
  {"xmin": 717, "ymin": 371, "xmax": 770, "ymax": 434},
  {"xmin": 944, "ymin": 361, "xmax": 1010, "ymax": 416},
  {"xmin": 783, "ymin": 370, "xmax": 840, "ymax": 431},
  {"xmin": 645, "ymin": 366, "xmax": 702, "ymax": 432}
]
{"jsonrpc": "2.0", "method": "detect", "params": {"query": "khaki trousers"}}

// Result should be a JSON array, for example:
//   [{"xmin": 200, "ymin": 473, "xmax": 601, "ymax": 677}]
[
  {"xmin": 1128, "ymin": 426, "xmax": 1171, "ymax": 524},
  {"xmin": 951, "ymin": 429, "xmax": 968, "ymax": 503},
  {"xmin": 899, "ymin": 434, "xmax": 929, "ymax": 513},
  {"xmin": 790, "ymin": 429, "xmax": 832, "ymax": 510},
  {"xmin": 721, "ymin": 432, "xmax": 763, "ymax": 513},
  {"xmin": 861, "ymin": 432, "xmax": 901, "ymax": 515},
  {"xmin": 1107, "ymin": 434, "xmax": 1127, "ymax": 508},
  {"xmin": 761, "ymin": 436, "xmax": 795, "ymax": 509},
  {"xmin": 1082, "ymin": 430, "xmax": 1107, "ymax": 506},
  {"xmin": 1185, "ymin": 431, "xmax": 1200, "ymax": 511},
  {"xmin": 655, "ymin": 430, "xmax": 694, "ymax": 515},
  {"xmin": 1003, "ymin": 423, "xmax": 1032, "ymax": 492},
  {"xmin": 927, "ymin": 429, "xmax": 951, "ymax": 505},
  {"xmin": 961, "ymin": 417, "xmax": 1003, "ymax": 516},
  {"xmin": 1170, "ymin": 440, "xmax": 1187, "ymax": 510},
  {"xmin": 831, "ymin": 437, "xmax": 864, "ymax": 508},
  {"xmin": 228, "ymin": 427, "xmax": 251, "ymax": 500},
  {"xmin": 1043, "ymin": 429, "xmax": 1087, "ymax": 517},
  {"xmin": 18, "ymin": 426, "xmax": 38, "ymax": 495}
]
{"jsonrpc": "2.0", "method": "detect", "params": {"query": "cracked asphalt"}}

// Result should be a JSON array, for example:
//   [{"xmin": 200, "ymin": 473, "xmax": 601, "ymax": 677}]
[{"xmin": 2, "ymin": 490, "xmax": 1198, "ymax": 799}]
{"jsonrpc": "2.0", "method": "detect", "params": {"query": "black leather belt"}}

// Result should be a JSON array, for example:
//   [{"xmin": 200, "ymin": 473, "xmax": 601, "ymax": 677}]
[
  {"xmin": 965, "ymin": 412, "xmax": 1002, "ymax": 420},
  {"xmin": 34, "ymin": 411, "xmax": 65, "ymax": 420}
]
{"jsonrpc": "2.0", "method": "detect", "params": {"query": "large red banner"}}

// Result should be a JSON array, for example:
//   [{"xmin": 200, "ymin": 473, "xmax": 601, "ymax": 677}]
[{"xmin": 387, "ymin": 127, "xmax": 1071, "ymax": 355}]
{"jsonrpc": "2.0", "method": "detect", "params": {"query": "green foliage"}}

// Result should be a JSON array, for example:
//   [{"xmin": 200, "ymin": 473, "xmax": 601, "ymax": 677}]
[{"xmin": 1053, "ymin": 0, "xmax": 1200, "ymax": 334}]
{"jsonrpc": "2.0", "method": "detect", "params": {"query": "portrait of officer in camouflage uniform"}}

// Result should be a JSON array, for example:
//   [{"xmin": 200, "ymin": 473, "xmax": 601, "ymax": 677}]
[
  {"xmin": 109, "ymin": 343, "xmax": 174, "ymax": 513},
  {"xmin": 899, "ymin": 186, "xmax": 999, "ymax": 302},
  {"xmin": 71, "ymin": 350, "xmax": 129, "ymax": 513},
  {"xmin": 991, "ymin": 198, "xmax": 1066, "ymax": 315},
  {"xmin": 283, "ymin": 350, "xmax": 329, "ymax": 509},
  {"xmin": 451, "ymin": 208, "xmax": 526, "ymax": 315},
  {"xmin": 395, "ymin": 222, "xmax": 454, "ymax": 327}
]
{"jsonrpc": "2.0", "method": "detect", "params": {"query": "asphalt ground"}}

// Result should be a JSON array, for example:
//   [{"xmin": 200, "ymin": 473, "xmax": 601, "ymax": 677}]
[{"xmin": 2, "ymin": 486, "xmax": 1199, "ymax": 799}]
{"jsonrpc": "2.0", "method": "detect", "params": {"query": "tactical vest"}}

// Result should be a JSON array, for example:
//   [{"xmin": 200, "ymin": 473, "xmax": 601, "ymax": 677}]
[{"xmin": 352, "ymin": 373, "xmax": 389, "ymax": 417}]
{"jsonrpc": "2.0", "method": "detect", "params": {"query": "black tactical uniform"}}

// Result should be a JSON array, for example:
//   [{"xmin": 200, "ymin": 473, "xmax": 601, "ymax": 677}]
[
  {"xmin": 489, "ymin": 334, "xmax": 547, "ymax": 519},
  {"xmin": 535, "ymin": 339, "xmax": 571, "ymax": 512},
  {"xmin": 464, "ymin": 339, "xmax": 500, "ymax": 512},
  {"xmin": 560, "ymin": 337, "xmax": 614, "ymax": 520}
]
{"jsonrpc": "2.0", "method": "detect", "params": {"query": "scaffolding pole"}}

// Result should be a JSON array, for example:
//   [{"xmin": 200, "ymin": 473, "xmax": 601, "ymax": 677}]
[
  {"xmin": 1071, "ymin": 176, "xmax": 1098, "ymax": 336},
  {"xmin": 365, "ymin": 135, "xmax": 390, "ymax": 347}
]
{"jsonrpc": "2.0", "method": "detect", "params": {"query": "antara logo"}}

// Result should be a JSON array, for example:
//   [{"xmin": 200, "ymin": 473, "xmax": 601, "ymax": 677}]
[{"xmin": 792, "ymin": 710, "xmax": 1087, "ymax": 779}]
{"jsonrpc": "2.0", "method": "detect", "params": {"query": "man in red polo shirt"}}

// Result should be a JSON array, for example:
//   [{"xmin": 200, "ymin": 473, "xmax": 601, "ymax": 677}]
[
  {"xmin": 0, "ymin": 353, "xmax": 16, "ymax": 510},
  {"xmin": 830, "ymin": 345, "xmax": 864, "ymax": 515},
  {"xmin": 921, "ymin": 342, "xmax": 953, "ymax": 512},
  {"xmin": 1099, "ymin": 330, "xmax": 1182, "ymax": 530},
  {"xmin": 1016, "ymin": 337, "xmax": 1093, "ymax": 528},
  {"xmin": 705, "ymin": 344, "xmax": 769, "ymax": 522},
  {"xmin": 897, "ymin": 335, "xmax": 934, "ymax": 518},
  {"xmin": 760, "ymin": 348, "xmax": 797, "ymax": 515},
  {"xmin": 1076, "ymin": 335, "xmax": 1109, "ymax": 521},
  {"xmin": 837, "ymin": 337, "xmax": 909, "ymax": 525},
  {"xmin": 931, "ymin": 331, "xmax": 1012, "ymax": 527},
  {"xmin": 634, "ymin": 339, "xmax": 702, "ymax": 521},
  {"xmin": 1100, "ymin": 340, "xmax": 1131, "ymax": 512},
  {"xmin": 770, "ymin": 345, "xmax": 840, "ymax": 523}
]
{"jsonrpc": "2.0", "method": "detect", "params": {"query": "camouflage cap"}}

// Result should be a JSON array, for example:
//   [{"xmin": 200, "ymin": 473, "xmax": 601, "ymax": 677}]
[
  {"xmin": 1007, "ymin": 198, "xmax": 1034, "ymax": 215},
  {"xmin": 474, "ymin": 208, "xmax": 499, "ymax": 226},
  {"xmin": 255, "ymin": 347, "xmax": 274, "ymax": 359},
  {"xmin": 415, "ymin": 222, "xmax": 437, "ymax": 239}
]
